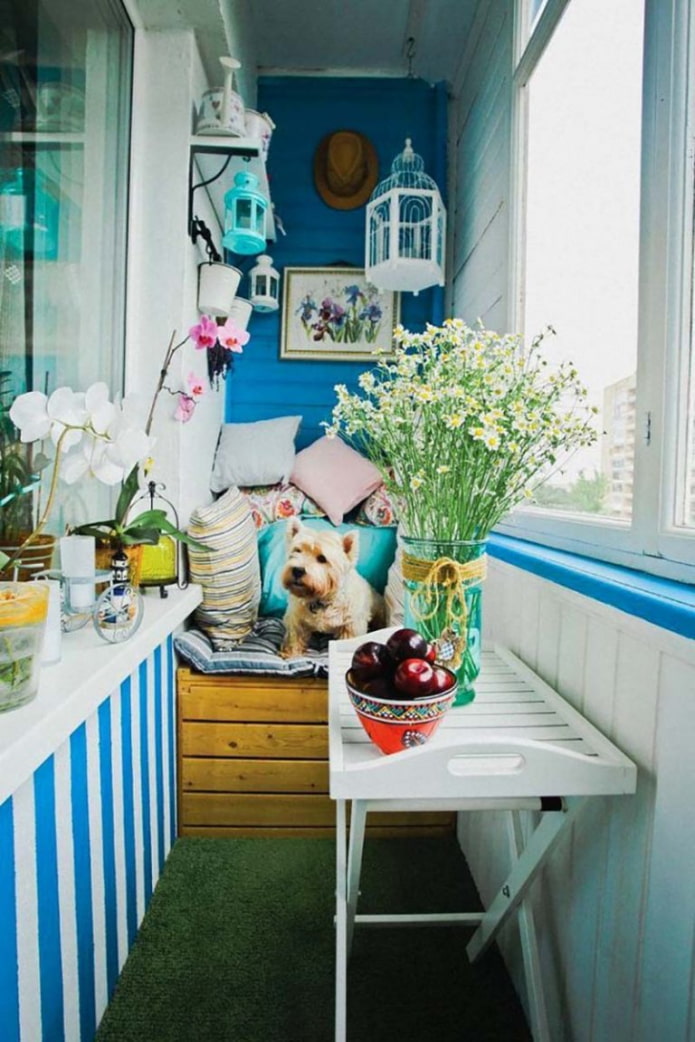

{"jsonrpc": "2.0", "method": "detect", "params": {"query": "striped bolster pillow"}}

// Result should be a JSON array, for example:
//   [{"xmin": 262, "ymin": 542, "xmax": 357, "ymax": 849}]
[{"xmin": 186, "ymin": 487, "xmax": 261, "ymax": 649}]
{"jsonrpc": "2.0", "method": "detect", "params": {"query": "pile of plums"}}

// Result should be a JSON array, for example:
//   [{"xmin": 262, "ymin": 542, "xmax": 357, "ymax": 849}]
[{"xmin": 348, "ymin": 628, "xmax": 455, "ymax": 700}]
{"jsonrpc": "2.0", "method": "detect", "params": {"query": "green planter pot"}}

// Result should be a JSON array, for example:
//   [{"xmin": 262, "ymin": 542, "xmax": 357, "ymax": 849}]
[{"xmin": 401, "ymin": 537, "xmax": 487, "ymax": 707}]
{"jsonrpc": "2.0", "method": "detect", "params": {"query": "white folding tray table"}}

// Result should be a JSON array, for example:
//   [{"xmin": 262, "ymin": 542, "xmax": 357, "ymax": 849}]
[{"xmin": 328, "ymin": 629, "xmax": 637, "ymax": 1042}]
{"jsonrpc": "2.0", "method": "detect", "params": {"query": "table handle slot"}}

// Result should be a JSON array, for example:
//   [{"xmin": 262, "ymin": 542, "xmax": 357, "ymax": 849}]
[{"xmin": 447, "ymin": 753, "xmax": 525, "ymax": 776}]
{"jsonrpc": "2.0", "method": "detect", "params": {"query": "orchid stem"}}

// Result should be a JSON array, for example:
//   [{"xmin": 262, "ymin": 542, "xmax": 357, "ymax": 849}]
[{"xmin": 144, "ymin": 331, "xmax": 188, "ymax": 436}]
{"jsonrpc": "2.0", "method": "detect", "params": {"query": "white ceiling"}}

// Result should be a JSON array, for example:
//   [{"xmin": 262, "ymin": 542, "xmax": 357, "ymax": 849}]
[
  {"xmin": 135, "ymin": 0, "xmax": 478, "ymax": 90},
  {"xmin": 246, "ymin": 0, "xmax": 478, "ymax": 84}
]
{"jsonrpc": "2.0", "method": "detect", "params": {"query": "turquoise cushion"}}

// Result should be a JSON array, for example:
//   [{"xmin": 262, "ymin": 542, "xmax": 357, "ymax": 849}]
[{"xmin": 257, "ymin": 518, "xmax": 397, "ymax": 618}]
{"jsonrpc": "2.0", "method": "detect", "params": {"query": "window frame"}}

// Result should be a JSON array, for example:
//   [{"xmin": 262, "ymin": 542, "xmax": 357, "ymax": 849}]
[{"xmin": 501, "ymin": 0, "xmax": 695, "ymax": 584}]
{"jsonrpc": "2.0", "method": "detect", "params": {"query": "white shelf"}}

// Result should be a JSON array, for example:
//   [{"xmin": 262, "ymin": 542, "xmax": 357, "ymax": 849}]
[{"xmin": 189, "ymin": 134, "xmax": 275, "ymax": 244}]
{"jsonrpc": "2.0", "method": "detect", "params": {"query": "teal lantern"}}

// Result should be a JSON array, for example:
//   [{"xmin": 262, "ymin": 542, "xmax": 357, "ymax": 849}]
[{"xmin": 222, "ymin": 170, "xmax": 268, "ymax": 255}]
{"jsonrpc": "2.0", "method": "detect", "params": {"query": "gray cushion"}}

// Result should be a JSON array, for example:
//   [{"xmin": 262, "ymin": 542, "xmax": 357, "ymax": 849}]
[
  {"xmin": 174, "ymin": 618, "xmax": 328, "ymax": 677},
  {"xmin": 210, "ymin": 416, "xmax": 302, "ymax": 491}
]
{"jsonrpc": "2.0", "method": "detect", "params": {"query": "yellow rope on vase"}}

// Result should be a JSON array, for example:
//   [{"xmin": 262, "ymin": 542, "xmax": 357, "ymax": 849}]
[{"xmin": 401, "ymin": 553, "xmax": 487, "ymax": 669}]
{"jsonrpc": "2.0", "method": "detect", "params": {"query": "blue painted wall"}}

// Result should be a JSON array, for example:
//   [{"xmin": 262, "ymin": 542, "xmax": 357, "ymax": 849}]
[{"xmin": 225, "ymin": 76, "xmax": 448, "ymax": 449}]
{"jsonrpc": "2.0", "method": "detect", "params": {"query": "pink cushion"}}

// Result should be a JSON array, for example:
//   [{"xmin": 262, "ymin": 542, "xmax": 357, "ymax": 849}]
[{"xmin": 290, "ymin": 437, "xmax": 382, "ymax": 525}]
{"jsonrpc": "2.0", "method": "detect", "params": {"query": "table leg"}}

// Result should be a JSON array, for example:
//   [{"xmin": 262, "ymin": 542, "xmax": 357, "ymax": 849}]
[
  {"xmin": 508, "ymin": 810, "xmax": 552, "ymax": 1042},
  {"xmin": 346, "ymin": 800, "xmax": 367, "ymax": 956},
  {"xmin": 335, "ymin": 799, "xmax": 347, "ymax": 1042},
  {"xmin": 466, "ymin": 797, "xmax": 584, "ymax": 962}
]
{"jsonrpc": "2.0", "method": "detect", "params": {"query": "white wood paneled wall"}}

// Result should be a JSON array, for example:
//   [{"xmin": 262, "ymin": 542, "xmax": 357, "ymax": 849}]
[
  {"xmin": 450, "ymin": 0, "xmax": 513, "ymax": 331},
  {"xmin": 461, "ymin": 558, "xmax": 695, "ymax": 1041}
]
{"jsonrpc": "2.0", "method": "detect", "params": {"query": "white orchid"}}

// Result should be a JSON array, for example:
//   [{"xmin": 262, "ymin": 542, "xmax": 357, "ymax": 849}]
[
  {"xmin": 9, "ymin": 382, "xmax": 154, "ymax": 488},
  {"xmin": 10, "ymin": 386, "xmax": 87, "ymax": 450}
]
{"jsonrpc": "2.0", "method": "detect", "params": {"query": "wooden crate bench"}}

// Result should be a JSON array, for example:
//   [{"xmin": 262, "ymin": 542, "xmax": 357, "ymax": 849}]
[{"xmin": 177, "ymin": 667, "xmax": 455, "ymax": 838}]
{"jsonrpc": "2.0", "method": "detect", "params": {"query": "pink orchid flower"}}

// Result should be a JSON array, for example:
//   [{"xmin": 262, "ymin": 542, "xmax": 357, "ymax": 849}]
[
  {"xmin": 218, "ymin": 319, "xmax": 250, "ymax": 353},
  {"xmin": 188, "ymin": 315, "xmax": 218, "ymax": 350},
  {"xmin": 174, "ymin": 394, "xmax": 196, "ymax": 423},
  {"xmin": 186, "ymin": 372, "xmax": 205, "ymax": 399}
]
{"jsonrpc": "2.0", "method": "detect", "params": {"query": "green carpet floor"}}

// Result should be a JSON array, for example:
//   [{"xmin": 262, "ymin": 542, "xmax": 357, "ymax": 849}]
[{"xmin": 96, "ymin": 836, "xmax": 531, "ymax": 1041}]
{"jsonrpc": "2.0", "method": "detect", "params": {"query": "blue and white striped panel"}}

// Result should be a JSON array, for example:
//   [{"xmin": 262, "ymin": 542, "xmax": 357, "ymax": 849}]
[{"xmin": 0, "ymin": 634, "xmax": 176, "ymax": 1042}]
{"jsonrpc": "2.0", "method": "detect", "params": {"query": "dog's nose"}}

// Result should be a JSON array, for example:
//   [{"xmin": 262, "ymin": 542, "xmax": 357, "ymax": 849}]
[{"xmin": 292, "ymin": 566, "xmax": 305, "ymax": 580}]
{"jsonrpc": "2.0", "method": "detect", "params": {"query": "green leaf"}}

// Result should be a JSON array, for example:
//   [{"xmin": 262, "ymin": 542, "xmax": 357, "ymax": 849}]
[
  {"xmin": 120, "ymin": 526, "xmax": 160, "ymax": 545},
  {"xmin": 124, "ymin": 509, "xmax": 209, "ymax": 551},
  {"xmin": 69, "ymin": 522, "xmax": 117, "ymax": 539},
  {"xmin": 153, "ymin": 517, "xmax": 209, "ymax": 551},
  {"xmin": 115, "ymin": 465, "xmax": 141, "ymax": 525}
]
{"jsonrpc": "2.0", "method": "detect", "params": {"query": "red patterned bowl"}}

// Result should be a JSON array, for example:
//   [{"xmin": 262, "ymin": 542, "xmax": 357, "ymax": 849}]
[{"xmin": 345, "ymin": 668, "xmax": 457, "ymax": 755}]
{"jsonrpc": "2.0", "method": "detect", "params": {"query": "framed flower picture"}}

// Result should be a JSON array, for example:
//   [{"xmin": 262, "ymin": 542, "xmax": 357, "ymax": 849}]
[{"xmin": 280, "ymin": 267, "xmax": 400, "ymax": 361}]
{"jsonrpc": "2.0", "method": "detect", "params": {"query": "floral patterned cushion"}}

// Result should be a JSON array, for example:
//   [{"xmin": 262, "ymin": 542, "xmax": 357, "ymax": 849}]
[
  {"xmin": 239, "ymin": 482, "xmax": 326, "ymax": 529},
  {"xmin": 354, "ymin": 484, "xmax": 398, "ymax": 527}
]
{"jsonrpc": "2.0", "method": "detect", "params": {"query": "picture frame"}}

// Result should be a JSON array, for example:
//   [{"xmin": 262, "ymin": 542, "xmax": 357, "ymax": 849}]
[{"xmin": 280, "ymin": 267, "xmax": 400, "ymax": 362}]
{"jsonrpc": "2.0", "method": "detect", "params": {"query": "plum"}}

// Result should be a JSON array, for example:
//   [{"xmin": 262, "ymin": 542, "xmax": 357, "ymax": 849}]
[
  {"xmin": 385, "ymin": 628, "xmax": 430, "ymax": 663},
  {"xmin": 350, "ymin": 640, "xmax": 391, "ymax": 683},
  {"xmin": 393, "ymin": 657, "xmax": 435, "ymax": 697}
]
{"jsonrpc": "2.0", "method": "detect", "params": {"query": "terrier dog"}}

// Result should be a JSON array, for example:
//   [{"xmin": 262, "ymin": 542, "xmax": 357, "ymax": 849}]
[{"xmin": 279, "ymin": 518, "xmax": 385, "ymax": 657}]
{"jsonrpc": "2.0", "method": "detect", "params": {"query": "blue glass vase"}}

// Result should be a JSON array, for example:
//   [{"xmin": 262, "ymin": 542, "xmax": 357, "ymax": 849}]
[{"xmin": 401, "ymin": 537, "xmax": 487, "ymax": 707}]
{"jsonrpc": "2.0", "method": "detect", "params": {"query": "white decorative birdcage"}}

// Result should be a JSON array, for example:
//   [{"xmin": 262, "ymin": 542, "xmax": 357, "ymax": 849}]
[{"xmin": 365, "ymin": 138, "xmax": 446, "ymax": 295}]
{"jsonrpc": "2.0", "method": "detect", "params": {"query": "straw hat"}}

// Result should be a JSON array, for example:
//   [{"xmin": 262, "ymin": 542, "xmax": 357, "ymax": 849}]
[{"xmin": 313, "ymin": 130, "xmax": 379, "ymax": 210}]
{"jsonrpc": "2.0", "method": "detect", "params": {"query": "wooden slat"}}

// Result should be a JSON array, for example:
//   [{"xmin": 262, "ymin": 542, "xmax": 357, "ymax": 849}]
[
  {"xmin": 181, "ymin": 721, "xmax": 328, "ymax": 759},
  {"xmin": 177, "ymin": 668, "xmax": 328, "ymax": 722},
  {"xmin": 180, "ymin": 792, "xmax": 454, "ymax": 829},
  {"xmin": 181, "ymin": 756, "xmax": 329, "ymax": 793}
]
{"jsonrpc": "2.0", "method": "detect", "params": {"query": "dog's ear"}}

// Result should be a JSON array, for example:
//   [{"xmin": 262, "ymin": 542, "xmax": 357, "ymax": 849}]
[
  {"xmin": 286, "ymin": 517, "xmax": 303, "ymax": 543},
  {"xmin": 341, "ymin": 529, "xmax": 359, "ymax": 563}
]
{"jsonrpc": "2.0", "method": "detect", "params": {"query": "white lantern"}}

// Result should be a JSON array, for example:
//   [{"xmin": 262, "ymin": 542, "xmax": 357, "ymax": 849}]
[
  {"xmin": 248, "ymin": 254, "xmax": 280, "ymax": 312},
  {"xmin": 365, "ymin": 138, "xmax": 446, "ymax": 295}
]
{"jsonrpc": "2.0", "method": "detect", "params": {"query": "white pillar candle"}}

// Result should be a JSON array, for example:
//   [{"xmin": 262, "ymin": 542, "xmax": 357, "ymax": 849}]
[
  {"xmin": 41, "ymin": 579, "xmax": 62, "ymax": 665},
  {"xmin": 60, "ymin": 535, "xmax": 95, "ymax": 610}
]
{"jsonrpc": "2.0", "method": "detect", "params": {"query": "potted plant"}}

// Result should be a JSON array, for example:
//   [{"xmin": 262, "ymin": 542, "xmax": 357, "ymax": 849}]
[
  {"xmin": 69, "ymin": 462, "xmax": 201, "ymax": 582},
  {"xmin": 70, "ymin": 315, "xmax": 249, "ymax": 579},
  {"xmin": 0, "ymin": 372, "xmax": 52, "ymax": 579}
]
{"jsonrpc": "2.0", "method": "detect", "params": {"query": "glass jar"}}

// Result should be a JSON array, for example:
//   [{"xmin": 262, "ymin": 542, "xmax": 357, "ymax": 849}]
[{"xmin": 0, "ymin": 581, "xmax": 49, "ymax": 711}]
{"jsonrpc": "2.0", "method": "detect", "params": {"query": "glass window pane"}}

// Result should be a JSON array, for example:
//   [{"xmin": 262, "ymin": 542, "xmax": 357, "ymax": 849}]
[
  {"xmin": 529, "ymin": 0, "xmax": 547, "ymax": 28},
  {"xmin": 681, "ymin": 314, "xmax": 695, "ymax": 527},
  {"xmin": 0, "ymin": 0, "xmax": 132, "ymax": 532},
  {"xmin": 522, "ymin": 0, "xmax": 644, "ymax": 522}
]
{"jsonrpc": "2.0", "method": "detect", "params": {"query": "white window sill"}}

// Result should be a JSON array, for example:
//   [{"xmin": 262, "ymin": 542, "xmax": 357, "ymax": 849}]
[{"xmin": 489, "ymin": 534, "xmax": 695, "ymax": 640}]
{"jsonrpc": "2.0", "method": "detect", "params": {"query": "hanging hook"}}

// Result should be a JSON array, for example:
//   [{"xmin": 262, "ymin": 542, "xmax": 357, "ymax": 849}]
[{"xmin": 405, "ymin": 36, "xmax": 416, "ymax": 78}]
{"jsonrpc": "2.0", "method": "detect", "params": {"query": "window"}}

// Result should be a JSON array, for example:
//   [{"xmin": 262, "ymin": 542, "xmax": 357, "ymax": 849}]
[
  {"xmin": 503, "ymin": 0, "xmax": 695, "ymax": 582},
  {"xmin": 0, "ymin": 0, "xmax": 132, "ymax": 529}
]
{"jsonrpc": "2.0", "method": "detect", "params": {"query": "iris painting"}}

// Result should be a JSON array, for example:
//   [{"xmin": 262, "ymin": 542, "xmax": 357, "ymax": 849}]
[{"xmin": 280, "ymin": 268, "xmax": 399, "ymax": 361}]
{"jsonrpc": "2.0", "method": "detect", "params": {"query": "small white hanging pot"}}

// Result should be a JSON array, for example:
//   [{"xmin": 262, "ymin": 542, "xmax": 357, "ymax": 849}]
[
  {"xmin": 227, "ymin": 297, "xmax": 253, "ymax": 331},
  {"xmin": 197, "ymin": 261, "xmax": 242, "ymax": 317},
  {"xmin": 244, "ymin": 110, "xmax": 276, "ymax": 160}
]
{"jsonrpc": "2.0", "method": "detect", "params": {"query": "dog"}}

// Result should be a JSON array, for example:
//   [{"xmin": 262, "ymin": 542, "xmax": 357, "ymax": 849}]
[{"xmin": 279, "ymin": 518, "xmax": 385, "ymax": 657}]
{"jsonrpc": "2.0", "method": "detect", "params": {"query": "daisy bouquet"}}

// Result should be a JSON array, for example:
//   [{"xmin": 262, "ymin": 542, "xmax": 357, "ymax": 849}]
[{"xmin": 326, "ymin": 319, "xmax": 598, "ymax": 542}]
